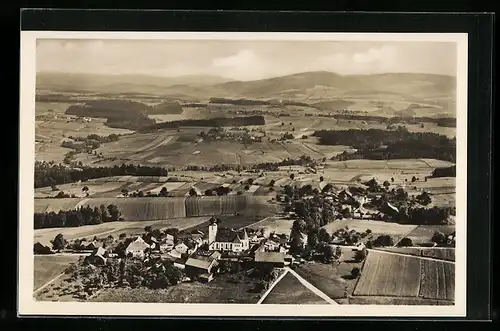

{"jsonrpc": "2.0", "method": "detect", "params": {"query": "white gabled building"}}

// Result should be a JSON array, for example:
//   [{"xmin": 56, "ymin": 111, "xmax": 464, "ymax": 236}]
[{"xmin": 206, "ymin": 217, "xmax": 250, "ymax": 252}]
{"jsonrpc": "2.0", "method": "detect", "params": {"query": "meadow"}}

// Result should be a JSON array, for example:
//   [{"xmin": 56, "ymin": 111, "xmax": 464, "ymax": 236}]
[
  {"xmin": 353, "ymin": 250, "xmax": 455, "ymax": 301},
  {"xmin": 34, "ymin": 255, "xmax": 80, "ymax": 291},
  {"xmin": 262, "ymin": 272, "xmax": 328, "ymax": 304}
]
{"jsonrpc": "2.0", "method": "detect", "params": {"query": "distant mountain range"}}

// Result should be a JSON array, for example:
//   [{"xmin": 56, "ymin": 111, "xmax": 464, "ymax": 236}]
[{"xmin": 36, "ymin": 70, "xmax": 456, "ymax": 103}]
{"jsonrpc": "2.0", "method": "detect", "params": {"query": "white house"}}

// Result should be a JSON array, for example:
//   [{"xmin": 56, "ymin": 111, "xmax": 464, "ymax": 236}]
[{"xmin": 125, "ymin": 237, "xmax": 151, "ymax": 258}]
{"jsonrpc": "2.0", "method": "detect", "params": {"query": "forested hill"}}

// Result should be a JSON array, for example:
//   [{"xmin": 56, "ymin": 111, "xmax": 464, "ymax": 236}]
[{"xmin": 313, "ymin": 128, "xmax": 456, "ymax": 162}]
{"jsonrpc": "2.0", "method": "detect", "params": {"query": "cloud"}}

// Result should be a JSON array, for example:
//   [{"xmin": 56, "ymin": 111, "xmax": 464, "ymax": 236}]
[{"xmin": 211, "ymin": 49, "xmax": 269, "ymax": 80}]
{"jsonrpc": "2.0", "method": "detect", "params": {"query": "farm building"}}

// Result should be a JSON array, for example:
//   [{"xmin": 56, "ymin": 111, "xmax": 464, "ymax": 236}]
[
  {"xmin": 173, "ymin": 257, "xmax": 188, "ymax": 270},
  {"xmin": 254, "ymin": 251, "xmax": 285, "ymax": 269},
  {"xmin": 84, "ymin": 240, "xmax": 103, "ymax": 250},
  {"xmin": 168, "ymin": 248, "xmax": 183, "ymax": 260},
  {"xmin": 125, "ymin": 237, "xmax": 151, "ymax": 258},
  {"xmin": 185, "ymin": 255, "xmax": 219, "ymax": 282},
  {"xmin": 174, "ymin": 239, "xmax": 198, "ymax": 255},
  {"xmin": 206, "ymin": 217, "xmax": 250, "ymax": 252},
  {"xmin": 34, "ymin": 240, "xmax": 54, "ymax": 254},
  {"xmin": 85, "ymin": 247, "xmax": 107, "ymax": 266}
]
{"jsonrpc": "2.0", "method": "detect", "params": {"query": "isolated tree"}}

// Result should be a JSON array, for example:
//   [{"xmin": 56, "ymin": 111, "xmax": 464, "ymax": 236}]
[
  {"xmin": 416, "ymin": 191, "xmax": 432, "ymax": 206},
  {"xmin": 119, "ymin": 233, "xmax": 127, "ymax": 240},
  {"xmin": 137, "ymin": 190, "xmax": 144, "ymax": 197},
  {"xmin": 244, "ymin": 185, "xmax": 250, "ymax": 191},
  {"xmin": 383, "ymin": 180, "xmax": 390, "ymax": 189},
  {"xmin": 82, "ymin": 186, "xmax": 89, "ymax": 193},
  {"xmin": 411, "ymin": 176, "xmax": 417, "ymax": 183},
  {"xmin": 52, "ymin": 233, "xmax": 66, "ymax": 251},
  {"xmin": 319, "ymin": 176, "xmax": 324, "ymax": 182},
  {"xmin": 121, "ymin": 189, "xmax": 129, "ymax": 197},
  {"xmin": 431, "ymin": 231, "xmax": 446, "ymax": 245},
  {"xmin": 354, "ymin": 248, "xmax": 367, "ymax": 262},
  {"xmin": 268, "ymin": 179, "xmax": 275, "ymax": 187},
  {"xmin": 248, "ymin": 178, "xmax": 254, "ymax": 185},
  {"xmin": 159, "ymin": 187, "xmax": 168, "ymax": 197},
  {"xmin": 290, "ymin": 174, "xmax": 295, "ymax": 180},
  {"xmin": 350, "ymin": 267, "xmax": 361, "ymax": 279},
  {"xmin": 391, "ymin": 177, "xmax": 395, "ymax": 183},
  {"xmin": 188, "ymin": 188, "xmax": 197, "ymax": 196},
  {"xmin": 144, "ymin": 226, "xmax": 152, "ymax": 234}
]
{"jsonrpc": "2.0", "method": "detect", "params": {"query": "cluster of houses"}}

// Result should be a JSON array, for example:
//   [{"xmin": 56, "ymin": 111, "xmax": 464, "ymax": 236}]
[{"xmin": 35, "ymin": 217, "xmax": 297, "ymax": 283}]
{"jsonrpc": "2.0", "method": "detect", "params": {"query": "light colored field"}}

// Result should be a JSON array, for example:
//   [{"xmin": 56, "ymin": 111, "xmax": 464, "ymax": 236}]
[
  {"xmin": 419, "ymin": 259, "xmax": 455, "ymax": 300},
  {"xmin": 34, "ymin": 217, "xmax": 211, "ymax": 243},
  {"xmin": 251, "ymin": 217, "xmax": 294, "ymax": 236},
  {"xmin": 321, "ymin": 219, "xmax": 418, "ymax": 238},
  {"xmin": 405, "ymin": 225, "xmax": 455, "ymax": 245},
  {"xmin": 34, "ymin": 199, "xmax": 83, "ymax": 213},
  {"xmin": 35, "ymin": 182, "xmax": 126, "ymax": 198},
  {"xmin": 262, "ymin": 272, "xmax": 328, "ymax": 304},
  {"xmin": 34, "ymin": 255, "xmax": 80, "ymax": 291},
  {"xmin": 375, "ymin": 247, "xmax": 425, "ymax": 257},
  {"xmin": 294, "ymin": 259, "xmax": 364, "ymax": 299},
  {"xmin": 353, "ymin": 250, "xmax": 421, "ymax": 297},
  {"xmin": 421, "ymin": 249, "xmax": 455, "ymax": 261}
]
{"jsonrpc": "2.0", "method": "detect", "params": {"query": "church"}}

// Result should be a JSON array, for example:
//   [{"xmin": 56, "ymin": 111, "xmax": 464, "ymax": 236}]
[{"xmin": 206, "ymin": 217, "xmax": 250, "ymax": 252}]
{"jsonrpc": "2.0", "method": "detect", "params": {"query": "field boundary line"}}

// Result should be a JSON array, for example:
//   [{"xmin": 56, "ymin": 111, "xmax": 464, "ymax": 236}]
[
  {"xmin": 257, "ymin": 269, "xmax": 289, "ymax": 304},
  {"xmin": 287, "ymin": 267, "xmax": 339, "ymax": 305},
  {"xmin": 351, "ymin": 255, "xmax": 368, "ymax": 297},
  {"xmin": 238, "ymin": 216, "xmax": 272, "ymax": 230},
  {"xmin": 368, "ymin": 249, "xmax": 455, "ymax": 264},
  {"xmin": 34, "ymin": 272, "xmax": 66, "ymax": 294},
  {"xmin": 392, "ymin": 225, "xmax": 420, "ymax": 247}
]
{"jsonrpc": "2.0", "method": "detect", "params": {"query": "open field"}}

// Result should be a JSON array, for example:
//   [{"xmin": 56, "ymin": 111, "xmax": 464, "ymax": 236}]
[
  {"xmin": 34, "ymin": 255, "xmax": 80, "ymax": 291},
  {"xmin": 34, "ymin": 217, "xmax": 211, "ymax": 243},
  {"xmin": 419, "ymin": 259, "xmax": 455, "ymax": 301},
  {"xmin": 353, "ymin": 250, "xmax": 455, "ymax": 301},
  {"xmin": 249, "ymin": 216, "xmax": 294, "ymax": 235},
  {"xmin": 405, "ymin": 225, "xmax": 456, "ymax": 245},
  {"xmin": 293, "ymin": 258, "xmax": 363, "ymax": 300},
  {"xmin": 376, "ymin": 247, "xmax": 455, "ymax": 262},
  {"xmin": 262, "ymin": 272, "xmax": 328, "ymax": 304},
  {"xmin": 321, "ymin": 219, "xmax": 418, "ymax": 245},
  {"xmin": 353, "ymin": 251, "xmax": 422, "ymax": 297},
  {"xmin": 35, "ymin": 195, "xmax": 275, "ymax": 220}
]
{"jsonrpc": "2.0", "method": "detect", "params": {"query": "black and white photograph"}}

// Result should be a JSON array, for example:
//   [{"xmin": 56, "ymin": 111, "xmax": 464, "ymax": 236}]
[{"xmin": 18, "ymin": 31, "xmax": 467, "ymax": 317}]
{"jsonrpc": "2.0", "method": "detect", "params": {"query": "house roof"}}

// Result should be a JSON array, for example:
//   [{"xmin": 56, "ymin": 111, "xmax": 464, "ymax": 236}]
[
  {"xmin": 126, "ymin": 239, "xmax": 150, "ymax": 252},
  {"xmin": 209, "ymin": 251, "xmax": 222, "ymax": 260},
  {"xmin": 168, "ymin": 249, "xmax": 183, "ymax": 259},
  {"xmin": 215, "ymin": 227, "xmax": 248, "ymax": 243},
  {"xmin": 92, "ymin": 247, "xmax": 106, "ymax": 257},
  {"xmin": 174, "ymin": 257, "xmax": 188, "ymax": 265},
  {"xmin": 34, "ymin": 240, "xmax": 53, "ymax": 249},
  {"xmin": 254, "ymin": 251, "xmax": 285, "ymax": 263},
  {"xmin": 185, "ymin": 257, "xmax": 217, "ymax": 271}
]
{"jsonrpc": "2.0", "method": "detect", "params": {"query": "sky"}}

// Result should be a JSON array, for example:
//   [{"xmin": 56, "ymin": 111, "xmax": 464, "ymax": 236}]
[{"xmin": 36, "ymin": 39, "xmax": 457, "ymax": 81}]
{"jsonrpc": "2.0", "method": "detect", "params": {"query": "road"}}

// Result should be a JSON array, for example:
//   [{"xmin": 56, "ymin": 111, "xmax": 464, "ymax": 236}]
[
  {"xmin": 286, "ymin": 267, "xmax": 339, "ymax": 305},
  {"xmin": 256, "ymin": 269, "xmax": 290, "ymax": 304}
]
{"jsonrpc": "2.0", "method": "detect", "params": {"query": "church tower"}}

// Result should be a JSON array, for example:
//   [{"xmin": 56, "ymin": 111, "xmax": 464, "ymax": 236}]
[{"xmin": 208, "ymin": 217, "xmax": 218, "ymax": 245}]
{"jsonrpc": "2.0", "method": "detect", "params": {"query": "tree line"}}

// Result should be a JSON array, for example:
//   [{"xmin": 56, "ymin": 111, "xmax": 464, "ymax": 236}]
[
  {"xmin": 138, "ymin": 115, "xmax": 265, "ymax": 133},
  {"xmin": 431, "ymin": 165, "xmax": 456, "ymax": 177},
  {"xmin": 313, "ymin": 128, "xmax": 456, "ymax": 162},
  {"xmin": 61, "ymin": 133, "xmax": 120, "ymax": 153},
  {"xmin": 252, "ymin": 155, "xmax": 316, "ymax": 171},
  {"xmin": 35, "ymin": 162, "xmax": 169, "ymax": 188},
  {"xmin": 34, "ymin": 204, "xmax": 122, "ymax": 229}
]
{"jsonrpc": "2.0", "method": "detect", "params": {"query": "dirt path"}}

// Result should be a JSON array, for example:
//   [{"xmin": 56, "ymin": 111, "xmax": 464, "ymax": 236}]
[
  {"xmin": 34, "ymin": 272, "xmax": 66, "ymax": 294},
  {"xmin": 369, "ymin": 248, "xmax": 455, "ymax": 264},
  {"xmin": 286, "ymin": 267, "xmax": 339, "ymax": 305},
  {"xmin": 256, "ymin": 269, "xmax": 289, "ymax": 304}
]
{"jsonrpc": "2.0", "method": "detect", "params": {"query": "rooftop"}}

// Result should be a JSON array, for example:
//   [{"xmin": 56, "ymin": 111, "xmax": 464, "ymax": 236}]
[{"xmin": 254, "ymin": 251, "xmax": 285, "ymax": 264}]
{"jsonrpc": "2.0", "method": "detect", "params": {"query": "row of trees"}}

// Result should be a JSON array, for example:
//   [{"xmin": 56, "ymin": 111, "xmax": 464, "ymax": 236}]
[
  {"xmin": 139, "ymin": 115, "xmax": 266, "ymax": 133},
  {"xmin": 431, "ymin": 165, "xmax": 456, "ymax": 178},
  {"xmin": 252, "ymin": 155, "xmax": 316, "ymax": 171},
  {"xmin": 34, "ymin": 204, "xmax": 122, "ymax": 229},
  {"xmin": 34, "ymin": 162, "xmax": 169, "ymax": 188}
]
